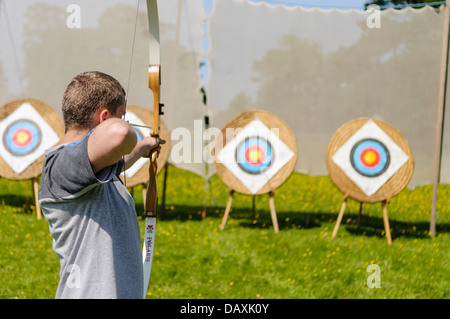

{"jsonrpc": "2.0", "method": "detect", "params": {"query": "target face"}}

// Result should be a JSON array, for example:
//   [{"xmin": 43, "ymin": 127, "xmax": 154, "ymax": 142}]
[
  {"xmin": 350, "ymin": 139, "xmax": 390, "ymax": 177},
  {"xmin": 0, "ymin": 102, "xmax": 60, "ymax": 174},
  {"xmin": 330, "ymin": 119, "xmax": 410, "ymax": 198},
  {"xmin": 120, "ymin": 106, "xmax": 171, "ymax": 187},
  {"xmin": 216, "ymin": 118, "xmax": 295, "ymax": 194},
  {"xmin": 236, "ymin": 137, "xmax": 272, "ymax": 174},
  {"xmin": 121, "ymin": 111, "xmax": 152, "ymax": 178},
  {"xmin": 133, "ymin": 128, "xmax": 144, "ymax": 142},
  {"xmin": 3, "ymin": 120, "xmax": 42, "ymax": 156}
]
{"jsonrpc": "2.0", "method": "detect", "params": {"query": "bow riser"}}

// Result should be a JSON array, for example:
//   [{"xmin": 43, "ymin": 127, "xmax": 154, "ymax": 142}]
[
  {"xmin": 148, "ymin": 65, "xmax": 161, "ymax": 138},
  {"xmin": 146, "ymin": 64, "xmax": 160, "ymax": 219}
]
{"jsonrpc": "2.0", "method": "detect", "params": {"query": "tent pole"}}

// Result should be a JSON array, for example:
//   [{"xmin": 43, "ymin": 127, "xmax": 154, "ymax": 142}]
[{"xmin": 431, "ymin": 2, "xmax": 450, "ymax": 238}]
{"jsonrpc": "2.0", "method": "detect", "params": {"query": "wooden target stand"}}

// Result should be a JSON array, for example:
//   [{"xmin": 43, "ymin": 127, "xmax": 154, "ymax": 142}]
[
  {"xmin": 326, "ymin": 118, "xmax": 414, "ymax": 244},
  {"xmin": 123, "ymin": 105, "xmax": 171, "ymax": 214},
  {"xmin": 0, "ymin": 99, "xmax": 64, "ymax": 220},
  {"xmin": 213, "ymin": 110, "xmax": 297, "ymax": 233}
]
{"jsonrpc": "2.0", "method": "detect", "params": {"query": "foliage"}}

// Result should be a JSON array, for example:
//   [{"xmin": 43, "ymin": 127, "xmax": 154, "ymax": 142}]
[
  {"xmin": 0, "ymin": 166, "xmax": 449, "ymax": 299},
  {"xmin": 364, "ymin": 0, "xmax": 444, "ymax": 10}
]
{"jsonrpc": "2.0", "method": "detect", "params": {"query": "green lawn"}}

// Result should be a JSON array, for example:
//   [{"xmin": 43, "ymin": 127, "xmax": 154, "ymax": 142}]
[{"xmin": 0, "ymin": 166, "xmax": 448, "ymax": 299}]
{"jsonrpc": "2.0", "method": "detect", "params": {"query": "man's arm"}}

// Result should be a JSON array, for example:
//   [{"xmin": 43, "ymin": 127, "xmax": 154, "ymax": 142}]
[{"xmin": 87, "ymin": 118, "xmax": 137, "ymax": 174}]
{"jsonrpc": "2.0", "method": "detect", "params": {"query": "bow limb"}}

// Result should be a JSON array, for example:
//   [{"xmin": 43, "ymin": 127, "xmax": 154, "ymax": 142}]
[{"xmin": 142, "ymin": 0, "xmax": 162, "ymax": 299}]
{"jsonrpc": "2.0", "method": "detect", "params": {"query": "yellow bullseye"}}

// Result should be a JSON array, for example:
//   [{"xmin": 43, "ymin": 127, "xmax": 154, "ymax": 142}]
[
  {"xmin": 364, "ymin": 151, "xmax": 377, "ymax": 165},
  {"xmin": 16, "ymin": 132, "xmax": 29, "ymax": 144},
  {"xmin": 248, "ymin": 148, "xmax": 261, "ymax": 164}
]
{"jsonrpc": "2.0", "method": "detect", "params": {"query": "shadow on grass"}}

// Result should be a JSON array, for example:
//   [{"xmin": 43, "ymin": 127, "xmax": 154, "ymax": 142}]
[
  {"xmin": 148, "ymin": 203, "xmax": 450, "ymax": 241},
  {"xmin": 6, "ymin": 190, "xmax": 447, "ymax": 242},
  {"xmin": 1, "ymin": 194, "xmax": 35, "ymax": 213}
]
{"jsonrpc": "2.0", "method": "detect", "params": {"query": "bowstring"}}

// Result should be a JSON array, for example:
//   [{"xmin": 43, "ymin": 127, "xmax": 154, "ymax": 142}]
[{"xmin": 123, "ymin": 0, "xmax": 141, "ymax": 187}]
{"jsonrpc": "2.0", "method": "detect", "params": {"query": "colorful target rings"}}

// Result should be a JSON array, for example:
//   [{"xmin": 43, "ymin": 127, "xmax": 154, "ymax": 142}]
[
  {"xmin": 236, "ymin": 137, "xmax": 272, "ymax": 174},
  {"xmin": 3, "ymin": 120, "xmax": 42, "ymax": 156},
  {"xmin": 350, "ymin": 138, "xmax": 390, "ymax": 177}
]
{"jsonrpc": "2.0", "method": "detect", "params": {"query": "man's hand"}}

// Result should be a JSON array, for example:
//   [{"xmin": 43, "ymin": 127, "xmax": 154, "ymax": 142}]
[
  {"xmin": 123, "ymin": 135, "xmax": 166, "ymax": 171},
  {"xmin": 141, "ymin": 135, "xmax": 166, "ymax": 158}
]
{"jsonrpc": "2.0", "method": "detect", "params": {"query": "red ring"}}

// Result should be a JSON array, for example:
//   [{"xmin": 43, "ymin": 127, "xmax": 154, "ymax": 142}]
[
  {"xmin": 360, "ymin": 147, "xmax": 380, "ymax": 168},
  {"xmin": 12, "ymin": 128, "xmax": 33, "ymax": 147}
]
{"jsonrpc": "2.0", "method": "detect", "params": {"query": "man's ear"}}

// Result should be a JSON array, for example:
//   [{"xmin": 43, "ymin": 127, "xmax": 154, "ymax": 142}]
[{"xmin": 98, "ymin": 108, "xmax": 110, "ymax": 123}]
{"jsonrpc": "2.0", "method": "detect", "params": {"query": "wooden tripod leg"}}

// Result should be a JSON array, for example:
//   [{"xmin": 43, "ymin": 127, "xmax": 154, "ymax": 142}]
[
  {"xmin": 161, "ymin": 163, "xmax": 169, "ymax": 218},
  {"xmin": 382, "ymin": 200, "xmax": 392, "ymax": 245},
  {"xmin": 269, "ymin": 191, "xmax": 279, "ymax": 234},
  {"xmin": 220, "ymin": 190, "xmax": 234, "ymax": 230},
  {"xmin": 357, "ymin": 202, "xmax": 363, "ymax": 229},
  {"xmin": 332, "ymin": 195, "xmax": 348, "ymax": 239},
  {"xmin": 32, "ymin": 178, "xmax": 41, "ymax": 220},
  {"xmin": 251, "ymin": 195, "xmax": 256, "ymax": 220},
  {"xmin": 202, "ymin": 207, "xmax": 207, "ymax": 220}
]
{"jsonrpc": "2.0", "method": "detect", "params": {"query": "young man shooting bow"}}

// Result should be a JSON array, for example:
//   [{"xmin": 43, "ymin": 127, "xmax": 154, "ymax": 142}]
[{"xmin": 39, "ymin": 71, "xmax": 163, "ymax": 298}]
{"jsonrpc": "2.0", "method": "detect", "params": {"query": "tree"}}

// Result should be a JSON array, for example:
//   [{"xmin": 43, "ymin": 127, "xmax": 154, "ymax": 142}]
[{"xmin": 364, "ymin": 0, "xmax": 444, "ymax": 10}]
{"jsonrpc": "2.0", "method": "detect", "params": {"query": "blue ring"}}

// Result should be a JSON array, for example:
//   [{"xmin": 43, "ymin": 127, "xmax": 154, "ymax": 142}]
[{"xmin": 350, "ymin": 139, "xmax": 390, "ymax": 177}]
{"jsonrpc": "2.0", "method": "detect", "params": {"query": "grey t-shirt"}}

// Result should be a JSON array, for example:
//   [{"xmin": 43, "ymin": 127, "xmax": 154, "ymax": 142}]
[{"xmin": 38, "ymin": 132, "xmax": 143, "ymax": 299}]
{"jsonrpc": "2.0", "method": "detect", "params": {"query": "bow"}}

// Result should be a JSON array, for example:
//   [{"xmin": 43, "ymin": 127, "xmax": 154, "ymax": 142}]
[{"xmin": 142, "ymin": 0, "xmax": 163, "ymax": 299}]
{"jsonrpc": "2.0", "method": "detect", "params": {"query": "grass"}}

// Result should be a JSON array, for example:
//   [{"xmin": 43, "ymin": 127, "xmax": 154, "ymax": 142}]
[{"xmin": 0, "ymin": 165, "xmax": 449, "ymax": 299}]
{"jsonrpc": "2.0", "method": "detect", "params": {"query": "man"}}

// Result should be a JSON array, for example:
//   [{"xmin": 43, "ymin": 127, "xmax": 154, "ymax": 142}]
[{"xmin": 39, "ymin": 71, "xmax": 163, "ymax": 298}]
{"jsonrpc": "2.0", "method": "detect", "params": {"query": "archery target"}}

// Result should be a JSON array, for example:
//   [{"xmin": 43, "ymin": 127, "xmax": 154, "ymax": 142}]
[
  {"xmin": 214, "ymin": 110, "xmax": 297, "ymax": 195},
  {"xmin": 134, "ymin": 127, "xmax": 145, "ymax": 142},
  {"xmin": 122, "ymin": 110, "xmax": 150, "ymax": 179},
  {"xmin": 120, "ymin": 105, "xmax": 171, "ymax": 187},
  {"xmin": 3, "ymin": 120, "xmax": 42, "ymax": 156},
  {"xmin": 327, "ymin": 118, "xmax": 414, "ymax": 202},
  {"xmin": 0, "ymin": 101, "xmax": 61, "ymax": 176},
  {"xmin": 350, "ymin": 139, "xmax": 390, "ymax": 177}
]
